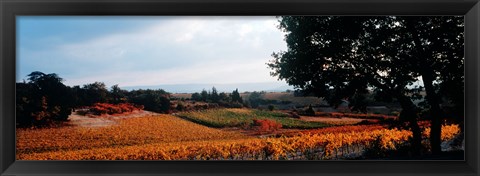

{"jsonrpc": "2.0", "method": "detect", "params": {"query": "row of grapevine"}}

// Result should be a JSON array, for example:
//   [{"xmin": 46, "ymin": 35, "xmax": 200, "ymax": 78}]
[
  {"xmin": 18, "ymin": 124, "xmax": 460, "ymax": 160},
  {"xmin": 17, "ymin": 115, "xmax": 248, "ymax": 154}
]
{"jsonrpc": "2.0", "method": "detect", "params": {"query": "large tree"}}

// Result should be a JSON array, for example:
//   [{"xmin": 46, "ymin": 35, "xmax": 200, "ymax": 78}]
[
  {"xmin": 210, "ymin": 87, "xmax": 220, "ymax": 103},
  {"xmin": 110, "ymin": 84, "xmax": 127, "ymax": 104},
  {"xmin": 16, "ymin": 71, "xmax": 74, "ymax": 127},
  {"xmin": 268, "ymin": 16, "xmax": 463, "ymax": 155},
  {"xmin": 129, "ymin": 89, "xmax": 171, "ymax": 113},
  {"xmin": 82, "ymin": 82, "xmax": 109, "ymax": 105},
  {"xmin": 200, "ymin": 89, "xmax": 209, "ymax": 102},
  {"xmin": 230, "ymin": 88, "xmax": 243, "ymax": 103},
  {"xmin": 399, "ymin": 17, "xmax": 464, "ymax": 153}
]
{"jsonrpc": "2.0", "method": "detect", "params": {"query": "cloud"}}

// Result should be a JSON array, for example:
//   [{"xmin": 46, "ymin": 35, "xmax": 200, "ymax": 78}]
[
  {"xmin": 63, "ymin": 58, "xmax": 279, "ymax": 87},
  {"xmin": 18, "ymin": 16, "xmax": 288, "ymax": 87}
]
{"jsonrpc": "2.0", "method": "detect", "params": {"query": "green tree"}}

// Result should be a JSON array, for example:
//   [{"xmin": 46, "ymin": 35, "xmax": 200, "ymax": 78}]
[
  {"xmin": 16, "ymin": 71, "xmax": 74, "ymax": 127},
  {"xmin": 219, "ymin": 92, "xmax": 230, "ymax": 102},
  {"xmin": 110, "ymin": 84, "xmax": 127, "ymax": 104},
  {"xmin": 349, "ymin": 88, "xmax": 369, "ymax": 113},
  {"xmin": 16, "ymin": 82, "xmax": 37, "ymax": 126},
  {"xmin": 210, "ymin": 87, "xmax": 220, "ymax": 103},
  {"xmin": 268, "ymin": 16, "xmax": 463, "ymax": 155},
  {"xmin": 191, "ymin": 92, "xmax": 202, "ymax": 101},
  {"xmin": 200, "ymin": 89, "xmax": 209, "ymax": 102},
  {"xmin": 398, "ymin": 17, "xmax": 464, "ymax": 153},
  {"xmin": 82, "ymin": 82, "xmax": 109, "ymax": 105},
  {"xmin": 70, "ymin": 85, "xmax": 86, "ymax": 107},
  {"xmin": 248, "ymin": 91, "xmax": 263, "ymax": 108},
  {"xmin": 129, "ymin": 89, "xmax": 171, "ymax": 113},
  {"xmin": 230, "ymin": 88, "xmax": 243, "ymax": 103}
]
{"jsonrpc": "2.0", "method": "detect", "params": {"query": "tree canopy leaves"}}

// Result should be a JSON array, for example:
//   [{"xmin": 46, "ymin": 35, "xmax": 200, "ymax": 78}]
[{"xmin": 268, "ymin": 16, "xmax": 464, "ymax": 154}]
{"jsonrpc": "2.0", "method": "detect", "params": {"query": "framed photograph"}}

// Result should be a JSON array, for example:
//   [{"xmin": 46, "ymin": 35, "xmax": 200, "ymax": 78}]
[{"xmin": 1, "ymin": 0, "xmax": 479, "ymax": 175}]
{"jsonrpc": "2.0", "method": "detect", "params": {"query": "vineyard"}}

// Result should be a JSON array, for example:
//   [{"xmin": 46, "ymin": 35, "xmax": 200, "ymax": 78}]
[
  {"xmin": 17, "ymin": 115, "xmax": 249, "ymax": 155},
  {"xmin": 15, "ymin": 15, "xmax": 465, "ymax": 163},
  {"xmin": 17, "ymin": 123, "xmax": 460, "ymax": 160},
  {"xmin": 16, "ymin": 109, "xmax": 462, "ymax": 160},
  {"xmin": 178, "ymin": 108, "xmax": 329, "ymax": 129}
]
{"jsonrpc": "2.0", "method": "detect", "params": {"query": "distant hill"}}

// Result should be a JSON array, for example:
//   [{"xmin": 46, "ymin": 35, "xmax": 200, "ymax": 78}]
[{"xmin": 121, "ymin": 82, "xmax": 294, "ymax": 93}]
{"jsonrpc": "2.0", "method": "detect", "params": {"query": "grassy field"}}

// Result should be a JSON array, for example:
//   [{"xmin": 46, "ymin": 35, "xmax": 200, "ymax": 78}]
[{"xmin": 177, "ymin": 108, "xmax": 330, "ymax": 129}]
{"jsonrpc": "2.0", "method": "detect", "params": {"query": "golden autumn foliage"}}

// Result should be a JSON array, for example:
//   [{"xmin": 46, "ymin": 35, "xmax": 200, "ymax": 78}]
[
  {"xmin": 422, "ymin": 124, "xmax": 461, "ymax": 141},
  {"xmin": 17, "ymin": 115, "xmax": 248, "ymax": 155},
  {"xmin": 17, "ymin": 112, "xmax": 461, "ymax": 160}
]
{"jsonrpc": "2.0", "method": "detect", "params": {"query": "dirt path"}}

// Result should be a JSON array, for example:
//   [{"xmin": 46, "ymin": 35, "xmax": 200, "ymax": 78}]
[{"xmin": 66, "ymin": 110, "xmax": 159, "ymax": 128}]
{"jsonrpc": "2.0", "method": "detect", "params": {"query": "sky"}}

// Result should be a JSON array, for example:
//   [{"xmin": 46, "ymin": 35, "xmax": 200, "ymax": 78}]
[{"xmin": 17, "ymin": 16, "xmax": 289, "ymax": 90}]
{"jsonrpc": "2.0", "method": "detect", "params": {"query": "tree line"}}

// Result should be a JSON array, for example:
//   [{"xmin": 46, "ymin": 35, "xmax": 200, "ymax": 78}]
[
  {"xmin": 268, "ymin": 16, "xmax": 464, "ymax": 155},
  {"xmin": 187, "ymin": 88, "xmax": 292, "ymax": 110},
  {"xmin": 188, "ymin": 87, "xmax": 244, "ymax": 108},
  {"xmin": 16, "ymin": 71, "xmax": 171, "ymax": 127}
]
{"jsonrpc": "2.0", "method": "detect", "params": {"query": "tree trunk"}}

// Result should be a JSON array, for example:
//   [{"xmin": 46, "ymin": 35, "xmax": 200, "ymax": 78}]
[
  {"xmin": 403, "ymin": 18, "xmax": 443, "ymax": 154},
  {"xmin": 366, "ymin": 78, "xmax": 423, "ymax": 156},
  {"xmin": 397, "ymin": 94, "xmax": 422, "ymax": 157},
  {"xmin": 421, "ymin": 72, "xmax": 443, "ymax": 154}
]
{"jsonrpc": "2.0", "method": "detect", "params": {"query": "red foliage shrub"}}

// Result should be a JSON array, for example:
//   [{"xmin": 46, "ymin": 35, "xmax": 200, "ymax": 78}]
[
  {"xmin": 252, "ymin": 119, "xmax": 282, "ymax": 133},
  {"xmin": 89, "ymin": 103, "xmax": 142, "ymax": 116}
]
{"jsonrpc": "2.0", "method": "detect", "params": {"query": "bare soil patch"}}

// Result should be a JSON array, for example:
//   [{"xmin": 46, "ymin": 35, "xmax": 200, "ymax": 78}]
[{"xmin": 66, "ymin": 110, "xmax": 159, "ymax": 128}]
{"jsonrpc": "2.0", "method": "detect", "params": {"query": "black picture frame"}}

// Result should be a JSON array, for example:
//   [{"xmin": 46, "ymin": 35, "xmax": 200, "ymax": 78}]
[{"xmin": 1, "ymin": 0, "xmax": 479, "ymax": 176}]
